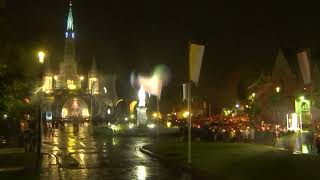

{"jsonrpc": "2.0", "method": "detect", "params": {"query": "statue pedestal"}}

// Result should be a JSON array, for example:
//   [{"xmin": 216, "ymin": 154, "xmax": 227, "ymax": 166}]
[{"xmin": 137, "ymin": 107, "xmax": 147, "ymax": 126}]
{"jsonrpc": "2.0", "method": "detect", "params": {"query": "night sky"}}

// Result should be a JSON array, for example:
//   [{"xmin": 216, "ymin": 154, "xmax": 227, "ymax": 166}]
[{"xmin": 5, "ymin": 0, "xmax": 320, "ymax": 112}]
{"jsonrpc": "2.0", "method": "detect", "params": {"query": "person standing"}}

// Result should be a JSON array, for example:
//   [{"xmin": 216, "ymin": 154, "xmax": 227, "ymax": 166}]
[{"xmin": 316, "ymin": 134, "xmax": 320, "ymax": 155}]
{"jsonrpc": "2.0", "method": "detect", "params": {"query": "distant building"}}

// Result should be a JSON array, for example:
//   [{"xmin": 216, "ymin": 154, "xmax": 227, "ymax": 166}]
[
  {"xmin": 248, "ymin": 49, "xmax": 319, "ymax": 128},
  {"xmin": 42, "ymin": 2, "xmax": 117, "ymax": 119}
]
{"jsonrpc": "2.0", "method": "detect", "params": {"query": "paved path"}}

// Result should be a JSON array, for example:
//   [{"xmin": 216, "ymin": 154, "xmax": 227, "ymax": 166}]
[{"xmin": 40, "ymin": 123, "xmax": 194, "ymax": 179}]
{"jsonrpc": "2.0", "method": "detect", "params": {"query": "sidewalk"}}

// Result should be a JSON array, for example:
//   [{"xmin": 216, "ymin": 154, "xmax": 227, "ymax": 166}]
[{"xmin": 0, "ymin": 147, "xmax": 38, "ymax": 179}]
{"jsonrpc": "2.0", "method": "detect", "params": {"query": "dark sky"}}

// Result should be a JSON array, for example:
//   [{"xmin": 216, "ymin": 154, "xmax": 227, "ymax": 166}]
[{"xmin": 5, "ymin": 0, "xmax": 320, "ymax": 112}]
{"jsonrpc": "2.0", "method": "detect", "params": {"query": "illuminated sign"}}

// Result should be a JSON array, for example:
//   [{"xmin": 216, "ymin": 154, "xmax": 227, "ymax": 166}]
[{"xmin": 46, "ymin": 112, "xmax": 53, "ymax": 121}]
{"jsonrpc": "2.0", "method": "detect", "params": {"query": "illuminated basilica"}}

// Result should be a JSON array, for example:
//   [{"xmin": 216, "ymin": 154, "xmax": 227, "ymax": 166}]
[{"xmin": 41, "ymin": 2, "xmax": 117, "ymax": 120}]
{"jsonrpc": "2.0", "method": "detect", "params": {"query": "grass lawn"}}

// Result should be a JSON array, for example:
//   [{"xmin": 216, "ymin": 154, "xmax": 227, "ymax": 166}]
[{"xmin": 145, "ymin": 141, "xmax": 320, "ymax": 180}]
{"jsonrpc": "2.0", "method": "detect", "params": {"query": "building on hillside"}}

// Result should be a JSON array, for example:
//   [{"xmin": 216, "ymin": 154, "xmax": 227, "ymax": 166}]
[{"xmin": 41, "ymin": 2, "xmax": 117, "ymax": 120}]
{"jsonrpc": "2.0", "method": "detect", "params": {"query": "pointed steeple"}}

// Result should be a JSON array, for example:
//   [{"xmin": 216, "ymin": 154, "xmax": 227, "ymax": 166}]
[
  {"xmin": 272, "ymin": 49, "xmax": 294, "ymax": 80},
  {"xmin": 65, "ymin": 1, "xmax": 74, "ymax": 39},
  {"xmin": 61, "ymin": 0, "xmax": 77, "ymax": 78}
]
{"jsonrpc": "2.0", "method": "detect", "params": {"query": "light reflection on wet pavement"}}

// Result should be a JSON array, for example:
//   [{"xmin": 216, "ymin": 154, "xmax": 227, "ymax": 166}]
[{"xmin": 40, "ymin": 123, "xmax": 194, "ymax": 180}]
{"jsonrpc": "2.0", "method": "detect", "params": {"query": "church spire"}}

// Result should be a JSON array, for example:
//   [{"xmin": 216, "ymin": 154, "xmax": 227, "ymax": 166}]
[{"xmin": 65, "ymin": 1, "xmax": 74, "ymax": 39}]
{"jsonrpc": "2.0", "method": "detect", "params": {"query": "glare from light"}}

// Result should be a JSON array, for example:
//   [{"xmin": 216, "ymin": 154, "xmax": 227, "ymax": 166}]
[
  {"xmin": 299, "ymin": 96, "xmax": 305, "ymax": 101},
  {"xmin": 130, "ymin": 114, "xmax": 135, "ymax": 119},
  {"xmin": 152, "ymin": 112, "xmax": 158, "ymax": 118},
  {"xmin": 183, "ymin": 111, "xmax": 190, "ymax": 118},
  {"xmin": 104, "ymin": 87, "xmax": 107, "ymax": 94},
  {"xmin": 136, "ymin": 165, "xmax": 147, "ymax": 180},
  {"xmin": 276, "ymin": 86, "xmax": 280, "ymax": 93},
  {"xmin": 129, "ymin": 123, "xmax": 134, "ymax": 129},
  {"xmin": 38, "ymin": 51, "xmax": 45, "ymax": 64},
  {"xmin": 288, "ymin": 113, "xmax": 300, "ymax": 132},
  {"xmin": 110, "ymin": 124, "xmax": 120, "ymax": 132},
  {"xmin": 79, "ymin": 76, "xmax": 84, "ymax": 81},
  {"xmin": 54, "ymin": 75, "xmax": 58, "ymax": 80},
  {"xmin": 252, "ymin": 92, "xmax": 256, "ymax": 98},
  {"xmin": 107, "ymin": 109, "xmax": 111, "ymax": 115},
  {"xmin": 3, "ymin": 114, "xmax": 8, "ymax": 119},
  {"xmin": 124, "ymin": 117, "xmax": 128, "ymax": 121},
  {"xmin": 235, "ymin": 104, "xmax": 240, "ymax": 108},
  {"xmin": 167, "ymin": 122, "xmax": 171, "ymax": 128},
  {"xmin": 147, "ymin": 123, "xmax": 156, "ymax": 129}
]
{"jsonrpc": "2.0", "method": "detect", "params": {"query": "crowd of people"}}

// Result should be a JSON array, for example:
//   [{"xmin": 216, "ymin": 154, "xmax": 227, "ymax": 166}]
[{"xmin": 176, "ymin": 116, "xmax": 320, "ymax": 155}]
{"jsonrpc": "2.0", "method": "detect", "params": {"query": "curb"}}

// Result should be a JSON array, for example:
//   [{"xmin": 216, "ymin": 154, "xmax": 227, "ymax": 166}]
[
  {"xmin": 139, "ymin": 145, "xmax": 192, "ymax": 172},
  {"xmin": 139, "ymin": 145, "xmax": 219, "ymax": 180}
]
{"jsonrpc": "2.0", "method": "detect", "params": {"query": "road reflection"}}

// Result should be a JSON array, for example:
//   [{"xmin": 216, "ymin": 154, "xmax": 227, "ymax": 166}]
[{"xmin": 41, "ymin": 122, "xmax": 194, "ymax": 180}]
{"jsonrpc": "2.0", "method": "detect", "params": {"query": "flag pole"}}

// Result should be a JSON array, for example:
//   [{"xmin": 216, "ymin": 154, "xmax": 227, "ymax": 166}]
[
  {"xmin": 187, "ymin": 81, "xmax": 192, "ymax": 164},
  {"xmin": 157, "ymin": 95, "xmax": 160, "ymax": 137}
]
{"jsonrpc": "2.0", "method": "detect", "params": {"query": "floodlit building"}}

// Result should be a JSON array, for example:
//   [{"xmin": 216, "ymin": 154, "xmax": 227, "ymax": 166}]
[
  {"xmin": 248, "ymin": 49, "xmax": 320, "ymax": 129},
  {"xmin": 42, "ymin": 2, "xmax": 117, "ymax": 120}
]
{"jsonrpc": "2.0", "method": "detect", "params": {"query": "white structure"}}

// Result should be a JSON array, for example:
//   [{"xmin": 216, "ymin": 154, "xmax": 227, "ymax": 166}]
[
  {"xmin": 138, "ymin": 86, "xmax": 146, "ymax": 107},
  {"xmin": 137, "ymin": 85, "xmax": 147, "ymax": 126}
]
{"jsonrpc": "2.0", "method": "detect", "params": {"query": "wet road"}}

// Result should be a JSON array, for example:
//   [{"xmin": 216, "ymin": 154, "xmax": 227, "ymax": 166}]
[{"xmin": 40, "ymin": 123, "xmax": 193, "ymax": 180}]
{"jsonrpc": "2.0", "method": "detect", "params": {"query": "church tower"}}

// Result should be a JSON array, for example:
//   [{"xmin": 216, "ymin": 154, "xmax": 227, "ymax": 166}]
[{"xmin": 57, "ymin": 1, "xmax": 80, "ymax": 90}]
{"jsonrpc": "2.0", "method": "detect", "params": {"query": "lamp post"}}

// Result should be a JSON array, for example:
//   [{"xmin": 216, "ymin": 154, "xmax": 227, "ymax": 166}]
[
  {"xmin": 79, "ymin": 76, "xmax": 84, "ymax": 89},
  {"xmin": 275, "ymin": 86, "xmax": 281, "ymax": 124},
  {"xmin": 251, "ymin": 92, "xmax": 256, "ymax": 123},
  {"xmin": 90, "ymin": 81, "xmax": 96, "ymax": 122},
  {"xmin": 37, "ymin": 51, "xmax": 45, "ymax": 156}
]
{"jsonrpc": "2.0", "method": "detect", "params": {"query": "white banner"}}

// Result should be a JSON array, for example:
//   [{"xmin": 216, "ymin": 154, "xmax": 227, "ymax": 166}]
[{"xmin": 189, "ymin": 43, "xmax": 205, "ymax": 86}]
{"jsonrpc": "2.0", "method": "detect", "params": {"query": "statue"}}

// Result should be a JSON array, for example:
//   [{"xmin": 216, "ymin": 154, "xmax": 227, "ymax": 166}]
[{"xmin": 138, "ymin": 86, "xmax": 146, "ymax": 107}]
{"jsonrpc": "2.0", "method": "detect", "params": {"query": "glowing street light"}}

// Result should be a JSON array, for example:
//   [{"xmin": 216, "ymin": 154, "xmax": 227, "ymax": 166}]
[
  {"xmin": 183, "ymin": 111, "xmax": 190, "ymax": 118},
  {"xmin": 79, "ymin": 76, "xmax": 84, "ymax": 81},
  {"xmin": 276, "ymin": 86, "xmax": 280, "ymax": 93},
  {"xmin": 152, "ymin": 112, "xmax": 158, "ymax": 118},
  {"xmin": 38, "ymin": 51, "xmax": 45, "ymax": 64},
  {"xmin": 299, "ymin": 96, "xmax": 305, "ymax": 101},
  {"xmin": 236, "ymin": 104, "xmax": 240, "ymax": 108},
  {"xmin": 252, "ymin": 93, "xmax": 256, "ymax": 98}
]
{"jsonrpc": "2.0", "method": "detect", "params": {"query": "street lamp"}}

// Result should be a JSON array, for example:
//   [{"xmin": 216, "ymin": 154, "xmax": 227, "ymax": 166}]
[
  {"xmin": 276, "ymin": 86, "xmax": 280, "ymax": 93},
  {"xmin": 37, "ymin": 50, "xmax": 45, "ymax": 156},
  {"xmin": 252, "ymin": 92, "xmax": 256, "ymax": 98},
  {"xmin": 38, "ymin": 51, "xmax": 45, "ymax": 64},
  {"xmin": 79, "ymin": 76, "xmax": 84, "ymax": 81},
  {"xmin": 152, "ymin": 112, "xmax": 158, "ymax": 119}
]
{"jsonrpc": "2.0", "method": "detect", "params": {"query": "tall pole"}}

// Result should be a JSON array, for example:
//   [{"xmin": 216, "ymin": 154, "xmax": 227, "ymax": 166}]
[
  {"xmin": 90, "ymin": 81, "xmax": 96, "ymax": 122},
  {"xmin": 37, "ymin": 90, "xmax": 43, "ymax": 156},
  {"xmin": 90, "ymin": 81, "xmax": 95, "ymax": 135},
  {"xmin": 187, "ymin": 82, "xmax": 192, "ymax": 164},
  {"xmin": 157, "ymin": 95, "xmax": 160, "ymax": 137}
]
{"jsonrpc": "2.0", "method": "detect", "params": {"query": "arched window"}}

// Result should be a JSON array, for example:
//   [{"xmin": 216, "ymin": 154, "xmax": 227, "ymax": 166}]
[{"xmin": 301, "ymin": 102, "xmax": 309, "ymax": 112}]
